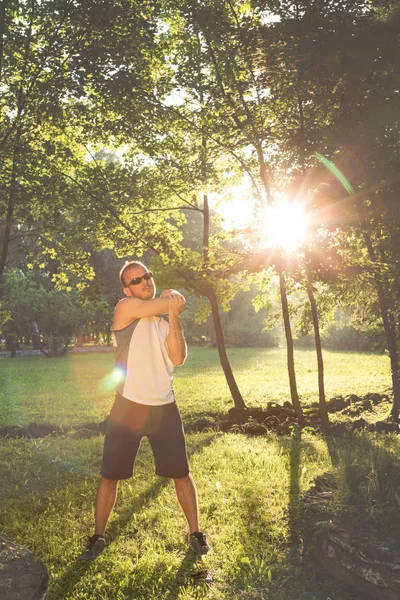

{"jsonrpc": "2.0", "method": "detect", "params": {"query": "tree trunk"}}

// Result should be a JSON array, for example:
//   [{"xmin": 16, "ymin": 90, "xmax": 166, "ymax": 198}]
[
  {"xmin": 255, "ymin": 144, "xmax": 272, "ymax": 203},
  {"xmin": 0, "ymin": 128, "xmax": 21, "ymax": 285},
  {"xmin": 293, "ymin": 37, "xmax": 327, "ymax": 427},
  {"xmin": 362, "ymin": 231, "xmax": 400, "ymax": 420},
  {"xmin": 305, "ymin": 267, "xmax": 330, "ymax": 429},
  {"xmin": 201, "ymin": 132, "xmax": 210, "ymax": 265},
  {"xmin": 279, "ymin": 270, "xmax": 304, "ymax": 425},
  {"xmin": 32, "ymin": 333, "xmax": 41, "ymax": 350},
  {"xmin": 376, "ymin": 283, "xmax": 400, "ymax": 420},
  {"xmin": 203, "ymin": 191, "xmax": 210, "ymax": 264},
  {"xmin": 9, "ymin": 336, "xmax": 16, "ymax": 359},
  {"xmin": 0, "ymin": 0, "xmax": 36, "ymax": 283},
  {"xmin": 208, "ymin": 290, "xmax": 246, "ymax": 408},
  {"xmin": 292, "ymin": 15, "xmax": 328, "ymax": 428},
  {"xmin": 59, "ymin": 341, "xmax": 70, "ymax": 357},
  {"xmin": 0, "ymin": 0, "xmax": 7, "ymax": 84},
  {"xmin": 256, "ymin": 143, "xmax": 303, "ymax": 420},
  {"xmin": 200, "ymin": 120, "xmax": 245, "ymax": 408}
]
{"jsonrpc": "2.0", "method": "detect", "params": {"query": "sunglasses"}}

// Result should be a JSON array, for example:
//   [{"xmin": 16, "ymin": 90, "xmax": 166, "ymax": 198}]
[{"xmin": 126, "ymin": 272, "xmax": 153, "ymax": 286}]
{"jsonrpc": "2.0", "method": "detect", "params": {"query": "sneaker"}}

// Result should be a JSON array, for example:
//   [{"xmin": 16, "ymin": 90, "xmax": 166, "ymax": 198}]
[
  {"xmin": 189, "ymin": 531, "xmax": 211, "ymax": 556},
  {"xmin": 78, "ymin": 535, "xmax": 106, "ymax": 561}
]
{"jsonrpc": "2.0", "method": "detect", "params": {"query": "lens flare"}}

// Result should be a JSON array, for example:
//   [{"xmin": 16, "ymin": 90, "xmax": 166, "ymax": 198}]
[
  {"xmin": 99, "ymin": 367, "xmax": 124, "ymax": 393},
  {"xmin": 314, "ymin": 152, "xmax": 354, "ymax": 195}
]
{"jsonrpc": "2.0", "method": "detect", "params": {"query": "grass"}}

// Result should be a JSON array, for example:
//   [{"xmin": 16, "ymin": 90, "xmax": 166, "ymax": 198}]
[
  {"xmin": 0, "ymin": 347, "xmax": 391, "ymax": 427},
  {"xmin": 0, "ymin": 347, "xmax": 398, "ymax": 599}
]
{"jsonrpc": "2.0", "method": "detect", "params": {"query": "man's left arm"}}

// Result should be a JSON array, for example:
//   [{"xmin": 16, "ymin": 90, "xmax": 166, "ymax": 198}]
[{"xmin": 163, "ymin": 291, "xmax": 187, "ymax": 366}]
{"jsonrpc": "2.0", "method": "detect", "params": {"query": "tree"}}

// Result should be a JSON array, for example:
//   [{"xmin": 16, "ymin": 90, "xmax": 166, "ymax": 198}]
[
  {"xmin": 0, "ymin": 0, "xmax": 162, "ymax": 285},
  {"xmin": 0, "ymin": 268, "xmax": 98, "ymax": 357},
  {"xmin": 0, "ymin": 269, "xmax": 33, "ymax": 356},
  {"xmin": 32, "ymin": 287, "xmax": 86, "ymax": 357},
  {"xmin": 293, "ymin": 0, "xmax": 400, "ymax": 417}
]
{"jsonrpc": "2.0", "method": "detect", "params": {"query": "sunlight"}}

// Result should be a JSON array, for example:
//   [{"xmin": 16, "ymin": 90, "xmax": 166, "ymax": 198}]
[
  {"xmin": 261, "ymin": 201, "xmax": 309, "ymax": 252},
  {"xmin": 210, "ymin": 179, "xmax": 255, "ymax": 230}
]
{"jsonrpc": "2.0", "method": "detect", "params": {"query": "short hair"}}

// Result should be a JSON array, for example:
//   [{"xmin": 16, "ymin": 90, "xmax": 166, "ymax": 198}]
[{"xmin": 119, "ymin": 260, "xmax": 147, "ymax": 287}]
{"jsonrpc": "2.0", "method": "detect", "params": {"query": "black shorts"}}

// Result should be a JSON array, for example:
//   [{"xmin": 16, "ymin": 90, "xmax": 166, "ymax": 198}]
[{"xmin": 100, "ymin": 393, "xmax": 189, "ymax": 480}]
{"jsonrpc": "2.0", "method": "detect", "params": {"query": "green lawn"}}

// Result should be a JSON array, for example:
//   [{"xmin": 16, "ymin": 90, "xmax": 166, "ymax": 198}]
[
  {"xmin": 0, "ymin": 348, "xmax": 397, "ymax": 599},
  {"xmin": 0, "ymin": 347, "xmax": 391, "ymax": 427}
]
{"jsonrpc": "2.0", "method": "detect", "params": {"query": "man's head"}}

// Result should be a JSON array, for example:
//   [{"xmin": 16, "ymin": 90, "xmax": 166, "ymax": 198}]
[{"xmin": 119, "ymin": 261, "xmax": 156, "ymax": 300}]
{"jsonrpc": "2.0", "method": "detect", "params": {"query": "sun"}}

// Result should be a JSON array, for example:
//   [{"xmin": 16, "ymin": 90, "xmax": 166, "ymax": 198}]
[{"xmin": 262, "ymin": 201, "xmax": 309, "ymax": 252}]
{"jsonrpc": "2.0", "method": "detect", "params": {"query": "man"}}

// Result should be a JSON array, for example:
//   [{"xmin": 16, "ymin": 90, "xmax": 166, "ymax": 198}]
[{"xmin": 79, "ymin": 261, "xmax": 210, "ymax": 561}]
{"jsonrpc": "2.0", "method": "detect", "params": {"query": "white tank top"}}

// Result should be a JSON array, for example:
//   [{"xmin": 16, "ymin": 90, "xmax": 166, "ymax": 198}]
[{"xmin": 113, "ymin": 316, "xmax": 174, "ymax": 406}]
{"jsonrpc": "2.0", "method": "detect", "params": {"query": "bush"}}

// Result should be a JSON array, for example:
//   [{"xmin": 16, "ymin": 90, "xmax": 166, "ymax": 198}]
[{"xmin": 321, "ymin": 323, "xmax": 379, "ymax": 352}]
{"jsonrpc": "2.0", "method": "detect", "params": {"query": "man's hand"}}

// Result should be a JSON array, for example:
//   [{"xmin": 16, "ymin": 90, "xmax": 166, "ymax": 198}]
[
  {"xmin": 160, "ymin": 289, "xmax": 186, "ymax": 316},
  {"xmin": 160, "ymin": 289, "xmax": 176, "ymax": 298},
  {"xmin": 161, "ymin": 289, "xmax": 187, "ymax": 365}
]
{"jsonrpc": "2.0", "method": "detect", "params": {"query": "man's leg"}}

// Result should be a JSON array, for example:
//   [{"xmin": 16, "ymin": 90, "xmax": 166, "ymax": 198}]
[
  {"xmin": 78, "ymin": 477, "xmax": 119, "ymax": 561},
  {"xmin": 151, "ymin": 403, "xmax": 210, "ymax": 555},
  {"xmin": 153, "ymin": 403, "xmax": 198, "ymax": 531},
  {"xmin": 174, "ymin": 474, "xmax": 211, "ymax": 556},
  {"xmin": 173, "ymin": 473, "xmax": 199, "ymax": 533},
  {"xmin": 95, "ymin": 476, "xmax": 119, "ymax": 535},
  {"xmin": 79, "ymin": 395, "xmax": 143, "ymax": 561},
  {"xmin": 95, "ymin": 398, "xmax": 143, "ymax": 535}
]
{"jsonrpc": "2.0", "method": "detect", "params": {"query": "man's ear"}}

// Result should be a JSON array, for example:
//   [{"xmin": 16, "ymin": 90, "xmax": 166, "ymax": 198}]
[{"xmin": 123, "ymin": 286, "xmax": 132, "ymax": 297}]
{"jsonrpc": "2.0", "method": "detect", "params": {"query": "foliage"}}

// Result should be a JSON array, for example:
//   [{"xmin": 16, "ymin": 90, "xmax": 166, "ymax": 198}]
[
  {"xmin": 319, "ymin": 307, "xmax": 386, "ymax": 352},
  {"xmin": 32, "ymin": 287, "xmax": 86, "ymax": 357},
  {"xmin": 0, "ymin": 0, "xmax": 91, "ymax": 280},
  {"xmin": 180, "ymin": 288, "xmax": 279, "ymax": 347},
  {"xmin": 0, "ymin": 269, "xmax": 109, "ymax": 356},
  {"xmin": 322, "ymin": 323, "xmax": 376, "ymax": 353},
  {"xmin": 0, "ymin": 269, "xmax": 39, "ymax": 356}
]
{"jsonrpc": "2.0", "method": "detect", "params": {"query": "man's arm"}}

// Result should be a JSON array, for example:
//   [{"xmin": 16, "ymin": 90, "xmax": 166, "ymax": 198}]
[
  {"xmin": 164, "ymin": 292, "xmax": 187, "ymax": 366},
  {"xmin": 113, "ymin": 296, "xmax": 171, "ymax": 330}
]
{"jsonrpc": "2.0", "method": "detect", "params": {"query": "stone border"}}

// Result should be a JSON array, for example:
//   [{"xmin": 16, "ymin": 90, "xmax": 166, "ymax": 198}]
[
  {"xmin": 302, "ymin": 473, "xmax": 400, "ymax": 599},
  {"xmin": 0, "ymin": 536, "xmax": 48, "ymax": 599}
]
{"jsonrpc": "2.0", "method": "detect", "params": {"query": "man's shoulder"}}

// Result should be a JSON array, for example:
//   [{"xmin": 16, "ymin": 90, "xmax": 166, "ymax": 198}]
[
  {"xmin": 113, "ymin": 298, "xmax": 141, "ymax": 330},
  {"xmin": 115, "ymin": 297, "xmax": 139, "ymax": 310},
  {"xmin": 114, "ymin": 297, "xmax": 142, "ymax": 315}
]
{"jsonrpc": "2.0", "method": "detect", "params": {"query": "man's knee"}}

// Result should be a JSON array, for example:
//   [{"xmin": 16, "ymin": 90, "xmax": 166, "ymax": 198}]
[
  {"xmin": 99, "ymin": 476, "xmax": 119, "ymax": 489},
  {"xmin": 173, "ymin": 473, "xmax": 192, "ymax": 485}
]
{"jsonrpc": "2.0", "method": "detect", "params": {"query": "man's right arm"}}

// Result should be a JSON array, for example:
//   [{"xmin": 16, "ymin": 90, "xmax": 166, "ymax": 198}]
[{"xmin": 113, "ymin": 296, "xmax": 171, "ymax": 330}]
